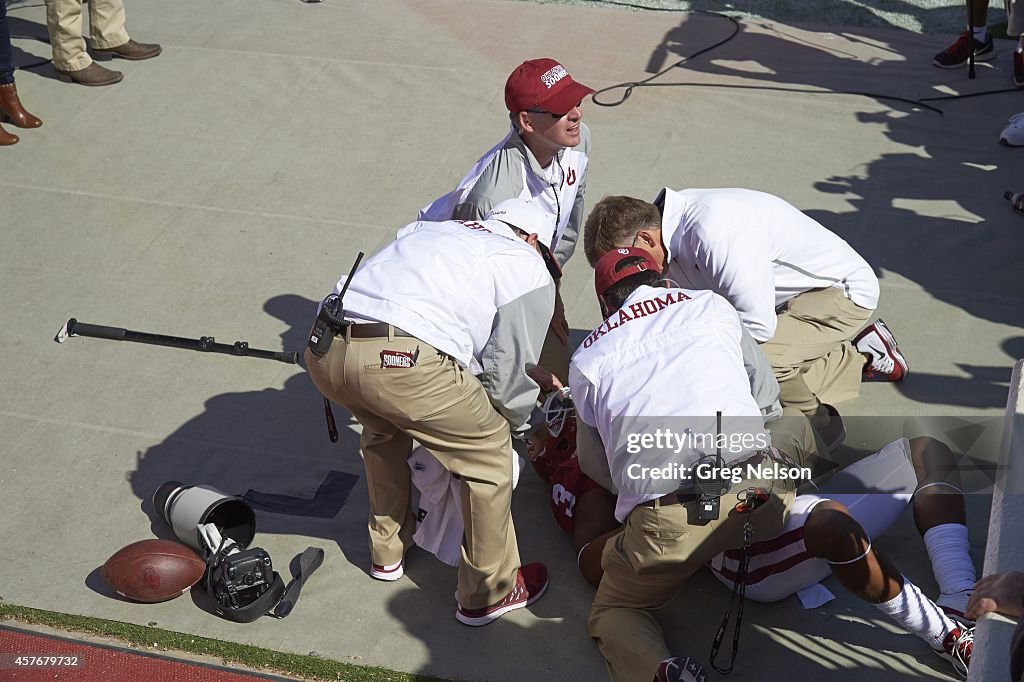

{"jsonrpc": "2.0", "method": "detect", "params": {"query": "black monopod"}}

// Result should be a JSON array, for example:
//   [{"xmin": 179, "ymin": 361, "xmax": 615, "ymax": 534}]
[{"xmin": 54, "ymin": 319, "xmax": 298, "ymax": 364}]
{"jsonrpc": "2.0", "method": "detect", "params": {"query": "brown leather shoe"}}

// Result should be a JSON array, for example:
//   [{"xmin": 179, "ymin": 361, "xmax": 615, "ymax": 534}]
[
  {"xmin": 93, "ymin": 39, "xmax": 162, "ymax": 61},
  {"xmin": 0, "ymin": 122, "xmax": 18, "ymax": 146},
  {"xmin": 0, "ymin": 83, "xmax": 42, "ymax": 129},
  {"xmin": 55, "ymin": 62, "xmax": 124, "ymax": 87}
]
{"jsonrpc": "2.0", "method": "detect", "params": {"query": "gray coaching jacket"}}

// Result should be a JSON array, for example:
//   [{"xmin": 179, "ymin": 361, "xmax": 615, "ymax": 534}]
[{"xmin": 419, "ymin": 123, "xmax": 591, "ymax": 267}]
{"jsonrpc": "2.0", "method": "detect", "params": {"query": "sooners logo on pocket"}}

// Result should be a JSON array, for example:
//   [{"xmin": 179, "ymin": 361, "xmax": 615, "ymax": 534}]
[{"xmin": 380, "ymin": 347, "xmax": 419, "ymax": 369}]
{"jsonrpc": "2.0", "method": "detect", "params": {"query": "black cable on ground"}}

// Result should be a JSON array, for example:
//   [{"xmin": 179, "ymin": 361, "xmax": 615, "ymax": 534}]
[
  {"xmin": 921, "ymin": 86, "xmax": 1022, "ymax": 101},
  {"xmin": 591, "ymin": 9, "xmax": 740, "ymax": 107},
  {"xmin": 583, "ymin": 2, "xmax": 1023, "ymax": 115}
]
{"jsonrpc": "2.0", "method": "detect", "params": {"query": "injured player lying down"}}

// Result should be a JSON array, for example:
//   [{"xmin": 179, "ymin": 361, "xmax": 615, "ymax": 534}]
[{"xmin": 525, "ymin": 391, "xmax": 977, "ymax": 679}]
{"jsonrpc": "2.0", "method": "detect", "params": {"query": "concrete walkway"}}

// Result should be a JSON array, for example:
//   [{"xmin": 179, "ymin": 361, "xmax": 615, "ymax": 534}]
[{"xmin": 2, "ymin": 0, "xmax": 1021, "ymax": 679}]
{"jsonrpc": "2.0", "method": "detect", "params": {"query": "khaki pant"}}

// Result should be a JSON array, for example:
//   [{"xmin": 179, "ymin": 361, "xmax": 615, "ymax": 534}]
[
  {"xmin": 760, "ymin": 287, "xmax": 873, "ymax": 416},
  {"xmin": 588, "ymin": 467, "xmax": 796, "ymax": 681},
  {"xmin": 588, "ymin": 418, "xmax": 823, "ymax": 681},
  {"xmin": 44, "ymin": 0, "xmax": 129, "ymax": 71},
  {"xmin": 305, "ymin": 332, "xmax": 520, "ymax": 610}
]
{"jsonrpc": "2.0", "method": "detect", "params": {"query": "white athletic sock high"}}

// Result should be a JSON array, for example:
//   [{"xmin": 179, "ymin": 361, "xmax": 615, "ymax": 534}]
[
  {"xmin": 875, "ymin": 577, "xmax": 957, "ymax": 650},
  {"xmin": 972, "ymin": 26, "xmax": 989, "ymax": 41},
  {"xmin": 923, "ymin": 523, "xmax": 977, "ymax": 597}
]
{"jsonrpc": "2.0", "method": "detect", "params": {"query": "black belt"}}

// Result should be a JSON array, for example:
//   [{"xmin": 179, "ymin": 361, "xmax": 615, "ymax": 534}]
[
  {"xmin": 640, "ymin": 492, "xmax": 700, "ymax": 508},
  {"xmin": 347, "ymin": 323, "xmax": 414, "ymax": 339},
  {"xmin": 639, "ymin": 448, "xmax": 773, "ymax": 509}
]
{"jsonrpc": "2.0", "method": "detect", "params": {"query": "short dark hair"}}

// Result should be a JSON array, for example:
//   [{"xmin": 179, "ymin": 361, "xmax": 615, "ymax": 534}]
[
  {"xmin": 584, "ymin": 195, "xmax": 661, "ymax": 267},
  {"xmin": 602, "ymin": 257, "xmax": 662, "ymax": 313}
]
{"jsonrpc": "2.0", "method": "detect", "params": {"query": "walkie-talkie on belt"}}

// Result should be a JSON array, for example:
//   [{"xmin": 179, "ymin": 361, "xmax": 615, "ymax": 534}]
[
  {"xmin": 308, "ymin": 252, "xmax": 364, "ymax": 357},
  {"xmin": 696, "ymin": 411, "xmax": 731, "ymax": 521}
]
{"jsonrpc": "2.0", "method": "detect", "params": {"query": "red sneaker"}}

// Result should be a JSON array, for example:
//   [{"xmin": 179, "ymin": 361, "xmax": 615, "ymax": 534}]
[
  {"xmin": 370, "ymin": 559, "xmax": 404, "ymax": 581},
  {"xmin": 455, "ymin": 563, "xmax": 548, "ymax": 626},
  {"xmin": 854, "ymin": 319, "xmax": 908, "ymax": 381},
  {"xmin": 655, "ymin": 656, "xmax": 708, "ymax": 682},
  {"xmin": 933, "ymin": 625, "xmax": 973, "ymax": 678}
]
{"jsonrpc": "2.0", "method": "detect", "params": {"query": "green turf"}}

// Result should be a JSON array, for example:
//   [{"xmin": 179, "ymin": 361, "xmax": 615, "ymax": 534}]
[{"xmin": 0, "ymin": 602, "xmax": 452, "ymax": 682}]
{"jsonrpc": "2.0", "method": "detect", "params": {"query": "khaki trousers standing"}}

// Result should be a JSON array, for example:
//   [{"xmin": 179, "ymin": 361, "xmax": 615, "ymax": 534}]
[
  {"xmin": 44, "ymin": 0, "xmax": 129, "ymax": 72},
  {"xmin": 305, "ymin": 332, "xmax": 520, "ymax": 610},
  {"xmin": 760, "ymin": 287, "xmax": 873, "ymax": 415}
]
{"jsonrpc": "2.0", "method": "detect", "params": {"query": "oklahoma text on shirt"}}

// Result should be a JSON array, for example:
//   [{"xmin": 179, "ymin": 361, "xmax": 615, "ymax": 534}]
[{"xmin": 583, "ymin": 290, "xmax": 691, "ymax": 349}]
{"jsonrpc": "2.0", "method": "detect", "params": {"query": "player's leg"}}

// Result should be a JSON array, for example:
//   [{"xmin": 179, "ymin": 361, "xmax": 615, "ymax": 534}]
[
  {"xmin": 803, "ymin": 499, "xmax": 973, "ymax": 676},
  {"xmin": 908, "ymin": 436, "xmax": 977, "ymax": 621}
]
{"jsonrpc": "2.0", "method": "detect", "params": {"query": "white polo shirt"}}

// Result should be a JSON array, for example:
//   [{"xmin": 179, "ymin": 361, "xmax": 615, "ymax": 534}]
[
  {"xmin": 569, "ymin": 285, "xmax": 768, "ymax": 522},
  {"xmin": 328, "ymin": 217, "xmax": 555, "ymax": 433},
  {"xmin": 658, "ymin": 188, "xmax": 880, "ymax": 342}
]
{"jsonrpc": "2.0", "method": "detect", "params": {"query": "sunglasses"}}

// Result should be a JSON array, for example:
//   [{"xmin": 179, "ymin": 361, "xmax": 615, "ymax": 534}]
[{"xmin": 527, "ymin": 101, "xmax": 583, "ymax": 119}]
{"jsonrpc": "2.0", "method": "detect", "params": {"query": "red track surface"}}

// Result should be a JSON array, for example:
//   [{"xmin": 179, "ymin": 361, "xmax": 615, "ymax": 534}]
[{"xmin": 0, "ymin": 625, "xmax": 293, "ymax": 681}]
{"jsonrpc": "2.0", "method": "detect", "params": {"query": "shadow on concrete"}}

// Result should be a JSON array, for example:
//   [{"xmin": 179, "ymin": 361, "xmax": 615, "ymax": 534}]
[{"xmin": 127, "ymin": 294, "xmax": 372, "ymax": 575}]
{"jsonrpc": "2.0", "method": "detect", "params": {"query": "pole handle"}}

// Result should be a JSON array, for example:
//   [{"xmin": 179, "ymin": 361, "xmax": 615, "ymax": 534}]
[{"xmin": 67, "ymin": 319, "xmax": 127, "ymax": 341}]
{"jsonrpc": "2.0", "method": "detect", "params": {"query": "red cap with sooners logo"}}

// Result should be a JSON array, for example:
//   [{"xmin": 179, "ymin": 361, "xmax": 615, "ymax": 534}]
[
  {"xmin": 594, "ymin": 247, "xmax": 662, "ymax": 296},
  {"xmin": 505, "ymin": 58, "xmax": 595, "ymax": 116}
]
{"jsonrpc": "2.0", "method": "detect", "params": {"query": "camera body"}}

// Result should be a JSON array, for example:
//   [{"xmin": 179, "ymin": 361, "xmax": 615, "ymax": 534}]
[{"xmin": 209, "ymin": 547, "xmax": 274, "ymax": 611}]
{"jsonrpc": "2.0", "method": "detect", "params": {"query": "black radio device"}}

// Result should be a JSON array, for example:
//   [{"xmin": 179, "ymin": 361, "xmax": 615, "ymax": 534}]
[
  {"xmin": 695, "ymin": 411, "xmax": 730, "ymax": 521},
  {"xmin": 308, "ymin": 252, "xmax": 364, "ymax": 356}
]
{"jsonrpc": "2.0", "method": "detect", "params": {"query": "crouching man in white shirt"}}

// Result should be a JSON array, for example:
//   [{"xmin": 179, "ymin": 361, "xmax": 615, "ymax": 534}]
[
  {"xmin": 306, "ymin": 198, "xmax": 557, "ymax": 627},
  {"xmin": 583, "ymin": 189, "xmax": 909, "ymax": 450}
]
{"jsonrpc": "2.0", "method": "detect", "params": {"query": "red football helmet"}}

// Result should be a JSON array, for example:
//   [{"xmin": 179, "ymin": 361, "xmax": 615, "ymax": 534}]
[{"xmin": 531, "ymin": 388, "xmax": 578, "ymax": 482}]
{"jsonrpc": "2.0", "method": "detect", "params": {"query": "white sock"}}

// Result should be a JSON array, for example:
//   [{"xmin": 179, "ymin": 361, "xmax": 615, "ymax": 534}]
[
  {"xmin": 923, "ymin": 523, "xmax": 977, "ymax": 597},
  {"xmin": 875, "ymin": 577, "xmax": 957, "ymax": 650},
  {"xmin": 972, "ymin": 26, "xmax": 989, "ymax": 41}
]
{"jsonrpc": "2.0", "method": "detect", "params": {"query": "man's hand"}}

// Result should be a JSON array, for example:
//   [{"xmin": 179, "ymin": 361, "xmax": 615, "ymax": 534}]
[
  {"xmin": 966, "ymin": 571, "xmax": 1024, "ymax": 620},
  {"xmin": 528, "ymin": 365, "xmax": 563, "ymax": 393},
  {"xmin": 525, "ymin": 421, "xmax": 548, "ymax": 462}
]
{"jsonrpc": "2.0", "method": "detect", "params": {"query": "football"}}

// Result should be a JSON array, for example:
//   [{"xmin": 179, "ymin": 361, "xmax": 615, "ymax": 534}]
[{"xmin": 101, "ymin": 539, "xmax": 206, "ymax": 603}]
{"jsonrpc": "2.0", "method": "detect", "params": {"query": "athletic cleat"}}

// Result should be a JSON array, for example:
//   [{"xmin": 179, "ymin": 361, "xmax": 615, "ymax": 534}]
[
  {"xmin": 933, "ymin": 31, "xmax": 995, "ymax": 69},
  {"xmin": 933, "ymin": 625, "xmax": 973, "ymax": 678},
  {"xmin": 855, "ymin": 319, "xmax": 908, "ymax": 381},
  {"xmin": 1014, "ymin": 49, "xmax": 1024, "ymax": 88},
  {"xmin": 655, "ymin": 656, "xmax": 709, "ymax": 682},
  {"xmin": 455, "ymin": 562, "xmax": 548, "ymax": 626},
  {"xmin": 1002, "ymin": 112, "xmax": 1024, "ymax": 147},
  {"xmin": 370, "ymin": 559, "xmax": 404, "ymax": 581}
]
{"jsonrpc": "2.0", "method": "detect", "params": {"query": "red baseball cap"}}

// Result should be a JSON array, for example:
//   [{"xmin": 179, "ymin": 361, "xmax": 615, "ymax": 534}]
[
  {"xmin": 505, "ymin": 59, "xmax": 595, "ymax": 116},
  {"xmin": 594, "ymin": 247, "xmax": 662, "ymax": 296}
]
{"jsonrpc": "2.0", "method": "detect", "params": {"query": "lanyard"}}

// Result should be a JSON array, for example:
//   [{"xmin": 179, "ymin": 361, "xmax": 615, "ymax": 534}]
[{"xmin": 709, "ymin": 487, "xmax": 770, "ymax": 675}]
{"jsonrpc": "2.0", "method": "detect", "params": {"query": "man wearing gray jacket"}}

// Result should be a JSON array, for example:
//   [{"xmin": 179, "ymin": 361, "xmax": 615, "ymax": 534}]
[
  {"xmin": 306, "ymin": 198, "xmax": 557, "ymax": 626},
  {"xmin": 418, "ymin": 58, "xmax": 594, "ymax": 384}
]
